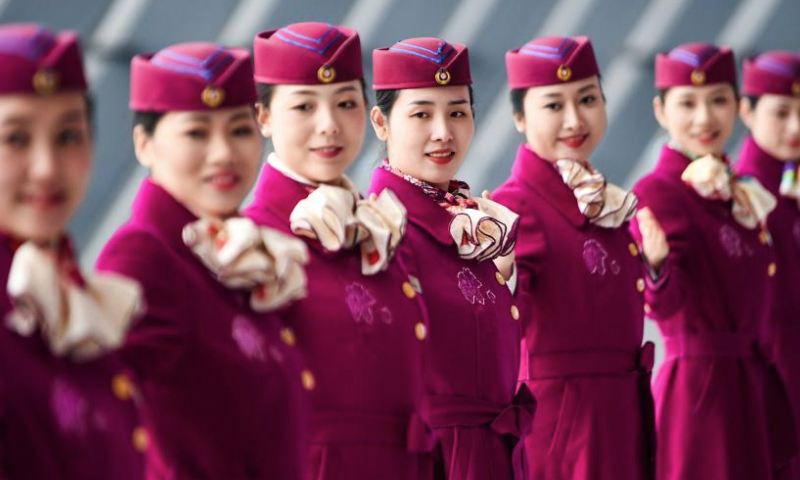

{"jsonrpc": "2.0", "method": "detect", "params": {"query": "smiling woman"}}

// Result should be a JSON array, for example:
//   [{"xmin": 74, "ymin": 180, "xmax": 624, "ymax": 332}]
[
  {"xmin": 242, "ymin": 22, "xmax": 434, "ymax": 480},
  {"xmin": 492, "ymin": 35, "xmax": 654, "ymax": 480},
  {"xmin": 367, "ymin": 36, "xmax": 531, "ymax": 480},
  {"xmin": 632, "ymin": 42, "xmax": 794, "ymax": 480},
  {"xmin": 95, "ymin": 41, "xmax": 310, "ymax": 479},
  {"xmin": 0, "ymin": 23, "xmax": 144, "ymax": 480}
]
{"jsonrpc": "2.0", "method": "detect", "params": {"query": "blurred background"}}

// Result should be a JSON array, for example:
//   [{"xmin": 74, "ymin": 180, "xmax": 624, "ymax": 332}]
[{"xmin": 4, "ymin": 0, "xmax": 799, "ymax": 371}]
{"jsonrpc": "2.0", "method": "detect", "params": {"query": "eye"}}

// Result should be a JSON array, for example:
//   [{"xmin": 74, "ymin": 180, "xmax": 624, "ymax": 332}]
[
  {"xmin": 292, "ymin": 103, "xmax": 313, "ymax": 112},
  {"xmin": 338, "ymin": 100, "xmax": 357, "ymax": 109},
  {"xmin": 411, "ymin": 111, "xmax": 429, "ymax": 119},
  {"xmin": 2, "ymin": 130, "xmax": 30, "ymax": 147},
  {"xmin": 712, "ymin": 96, "xmax": 729, "ymax": 105},
  {"xmin": 232, "ymin": 124, "xmax": 256, "ymax": 136},
  {"xmin": 450, "ymin": 110, "xmax": 468, "ymax": 118},
  {"xmin": 580, "ymin": 94, "xmax": 597, "ymax": 105},
  {"xmin": 678, "ymin": 100, "xmax": 694, "ymax": 108},
  {"xmin": 56, "ymin": 128, "xmax": 86, "ymax": 146},
  {"xmin": 772, "ymin": 109, "xmax": 789, "ymax": 119},
  {"xmin": 544, "ymin": 103, "xmax": 562, "ymax": 111},
  {"xmin": 186, "ymin": 128, "xmax": 208, "ymax": 140}
]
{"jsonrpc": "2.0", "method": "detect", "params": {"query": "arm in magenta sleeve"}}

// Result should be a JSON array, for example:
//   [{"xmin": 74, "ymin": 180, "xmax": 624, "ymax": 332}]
[
  {"xmin": 95, "ymin": 231, "xmax": 189, "ymax": 381},
  {"xmin": 632, "ymin": 177, "xmax": 694, "ymax": 320},
  {"xmin": 493, "ymin": 186, "xmax": 547, "ymax": 323}
]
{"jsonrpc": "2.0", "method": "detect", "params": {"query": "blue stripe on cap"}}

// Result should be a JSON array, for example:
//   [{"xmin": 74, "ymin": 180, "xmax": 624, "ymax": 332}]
[
  {"xmin": 274, "ymin": 25, "xmax": 342, "ymax": 55},
  {"xmin": 152, "ymin": 46, "xmax": 233, "ymax": 82},
  {"xmin": 520, "ymin": 37, "xmax": 576, "ymax": 60},
  {"xmin": 388, "ymin": 41, "xmax": 453, "ymax": 65}
]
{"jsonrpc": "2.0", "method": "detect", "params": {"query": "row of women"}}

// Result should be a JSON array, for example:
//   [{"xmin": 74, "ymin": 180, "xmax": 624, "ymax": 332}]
[{"xmin": 0, "ymin": 19, "xmax": 799, "ymax": 480}]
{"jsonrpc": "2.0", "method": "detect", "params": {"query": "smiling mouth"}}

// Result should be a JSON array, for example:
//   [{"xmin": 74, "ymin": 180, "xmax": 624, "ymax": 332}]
[
  {"xmin": 311, "ymin": 146, "xmax": 344, "ymax": 158},
  {"xmin": 695, "ymin": 132, "xmax": 720, "ymax": 144},
  {"xmin": 558, "ymin": 134, "xmax": 588, "ymax": 149},
  {"xmin": 21, "ymin": 191, "xmax": 66, "ymax": 209},
  {"xmin": 426, "ymin": 150, "xmax": 455, "ymax": 165},
  {"xmin": 207, "ymin": 172, "xmax": 240, "ymax": 191}
]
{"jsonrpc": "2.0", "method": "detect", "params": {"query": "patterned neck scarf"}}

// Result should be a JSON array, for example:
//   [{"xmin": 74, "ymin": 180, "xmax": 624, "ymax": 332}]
[
  {"xmin": 6, "ymin": 237, "xmax": 143, "ymax": 361},
  {"xmin": 675, "ymin": 145, "xmax": 777, "ymax": 229},
  {"xmin": 553, "ymin": 158, "xmax": 638, "ymax": 228},
  {"xmin": 382, "ymin": 160, "xmax": 519, "ymax": 262},
  {"xmin": 183, "ymin": 216, "xmax": 309, "ymax": 311}
]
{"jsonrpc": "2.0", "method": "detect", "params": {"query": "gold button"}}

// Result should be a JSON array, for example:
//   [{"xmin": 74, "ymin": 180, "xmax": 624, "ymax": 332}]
[
  {"xmin": 768, "ymin": 262, "xmax": 777, "ymax": 277},
  {"xmin": 510, "ymin": 305, "xmax": 520, "ymax": 321},
  {"xmin": 759, "ymin": 230, "xmax": 771, "ymax": 245},
  {"xmin": 132, "ymin": 426, "xmax": 149, "ymax": 452},
  {"xmin": 301, "ymin": 370, "xmax": 316, "ymax": 391},
  {"xmin": 628, "ymin": 243, "xmax": 639, "ymax": 257},
  {"xmin": 636, "ymin": 278, "xmax": 646, "ymax": 293},
  {"xmin": 402, "ymin": 281, "xmax": 416, "ymax": 299},
  {"xmin": 112, "ymin": 373, "xmax": 134, "ymax": 401},
  {"xmin": 414, "ymin": 322, "xmax": 427, "ymax": 341},
  {"xmin": 280, "ymin": 327, "xmax": 296, "ymax": 346},
  {"xmin": 644, "ymin": 303, "xmax": 652, "ymax": 315},
  {"xmin": 495, "ymin": 271, "xmax": 506, "ymax": 286}
]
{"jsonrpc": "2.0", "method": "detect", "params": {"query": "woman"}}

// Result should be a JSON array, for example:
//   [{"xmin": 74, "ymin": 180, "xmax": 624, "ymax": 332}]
[
  {"xmin": 95, "ymin": 41, "xmax": 309, "ymax": 479},
  {"xmin": 736, "ymin": 50, "xmax": 800, "ymax": 480},
  {"xmin": 0, "ymin": 23, "xmax": 143, "ymax": 479},
  {"xmin": 633, "ymin": 42, "xmax": 795, "ymax": 480},
  {"xmin": 244, "ymin": 22, "xmax": 432, "ymax": 480},
  {"xmin": 367, "ymin": 36, "xmax": 533, "ymax": 480},
  {"xmin": 492, "ymin": 35, "xmax": 655, "ymax": 480}
]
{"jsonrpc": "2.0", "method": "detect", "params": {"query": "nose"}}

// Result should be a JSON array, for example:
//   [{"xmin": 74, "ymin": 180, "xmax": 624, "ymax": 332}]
[
  {"xmin": 430, "ymin": 114, "xmax": 454, "ymax": 143},
  {"xmin": 208, "ymin": 131, "xmax": 235, "ymax": 166},
  {"xmin": 316, "ymin": 105, "xmax": 341, "ymax": 136},
  {"xmin": 29, "ymin": 141, "xmax": 58, "ymax": 182},
  {"xmin": 562, "ymin": 102, "xmax": 582, "ymax": 131},
  {"xmin": 695, "ymin": 101, "xmax": 712, "ymax": 126}
]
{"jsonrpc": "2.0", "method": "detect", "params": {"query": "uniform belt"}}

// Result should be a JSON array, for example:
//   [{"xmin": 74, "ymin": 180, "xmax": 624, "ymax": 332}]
[
  {"xmin": 522, "ymin": 342, "xmax": 655, "ymax": 381},
  {"xmin": 521, "ymin": 343, "xmax": 656, "ymax": 479},
  {"xmin": 663, "ymin": 333, "xmax": 798, "ymax": 468},
  {"xmin": 664, "ymin": 333, "xmax": 757, "ymax": 361},
  {"xmin": 421, "ymin": 384, "xmax": 537, "ymax": 478}
]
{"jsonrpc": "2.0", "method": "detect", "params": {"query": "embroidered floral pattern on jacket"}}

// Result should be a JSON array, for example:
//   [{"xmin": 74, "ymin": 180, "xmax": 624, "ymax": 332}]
[
  {"xmin": 457, "ymin": 267, "xmax": 486, "ymax": 305},
  {"xmin": 231, "ymin": 316, "xmax": 266, "ymax": 361},
  {"xmin": 583, "ymin": 239, "xmax": 610, "ymax": 275},
  {"xmin": 51, "ymin": 378, "xmax": 88, "ymax": 436},
  {"xmin": 718, "ymin": 224, "xmax": 750, "ymax": 258},
  {"xmin": 345, "ymin": 282, "xmax": 378, "ymax": 324}
]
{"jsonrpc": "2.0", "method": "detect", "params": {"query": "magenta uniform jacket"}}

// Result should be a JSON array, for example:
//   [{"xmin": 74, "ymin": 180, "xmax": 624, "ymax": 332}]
[
  {"xmin": 95, "ymin": 179, "xmax": 307, "ymax": 480},
  {"xmin": 632, "ymin": 145, "xmax": 796, "ymax": 480},
  {"xmin": 493, "ymin": 145, "xmax": 654, "ymax": 480},
  {"xmin": 368, "ymin": 166, "xmax": 531, "ymax": 480},
  {"xmin": 243, "ymin": 164, "xmax": 431, "ymax": 480},
  {"xmin": 0, "ymin": 234, "xmax": 144, "ymax": 480},
  {"xmin": 737, "ymin": 136, "xmax": 800, "ymax": 479}
]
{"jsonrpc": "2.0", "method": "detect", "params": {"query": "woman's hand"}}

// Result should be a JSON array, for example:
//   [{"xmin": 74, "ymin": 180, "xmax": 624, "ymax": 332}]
[{"xmin": 636, "ymin": 207, "xmax": 669, "ymax": 272}]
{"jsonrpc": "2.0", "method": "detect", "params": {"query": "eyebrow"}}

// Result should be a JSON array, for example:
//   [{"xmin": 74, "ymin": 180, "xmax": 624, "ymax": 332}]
[
  {"xmin": 228, "ymin": 111, "xmax": 253, "ymax": 122},
  {"xmin": 408, "ymin": 99, "xmax": 470, "ymax": 106},
  {"xmin": 58, "ymin": 109, "xmax": 87, "ymax": 123}
]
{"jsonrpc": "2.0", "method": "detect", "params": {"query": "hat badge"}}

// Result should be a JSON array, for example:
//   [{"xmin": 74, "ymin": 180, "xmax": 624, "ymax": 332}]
[
  {"xmin": 32, "ymin": 69, "xmax": 60, "ymax": 95},
  {"xmin": 317, "ymin": 65, "xmax": 336, "ymax": 83},
  {"xmin": 201, "ymin": 86, "xmax": 225, "ymax": 108},
  {"xmin": 435, "ymin": 68, "xmax": 451, "ymax": 86},
  {"xmin": 793, "ymin": 82, "xmax": 800, "ymax": 97},
  {"xmin": 691, "ymin": 70, "xmax": 706, "ymax": 86},
  {"xmin": 557, "ymin": 65, "xmax": 572, "ymax": 82}
]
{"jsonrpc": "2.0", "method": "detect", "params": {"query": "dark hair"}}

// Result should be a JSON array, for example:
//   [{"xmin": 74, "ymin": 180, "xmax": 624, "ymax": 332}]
[
  {"xmin": 256, "ymin": 77, "xmax": 370, "ymax": 108},
  {"xmin": 374, "ymin": 85, "xmax": 476, "ymax": 117},
  {"xmin": 510, "ymin": 75, "xmax": 605, "ymax": 118},
  {"xmin": 745, "ymin": 95, "xmax": 760, "ymax": 108},
  {"xmin": 132, "ymin": 111, "xmax": 165, "ymax": 134},
  {"xmin": 656, "ymin": 82, "xmax": 740, "ymax": 104}
]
